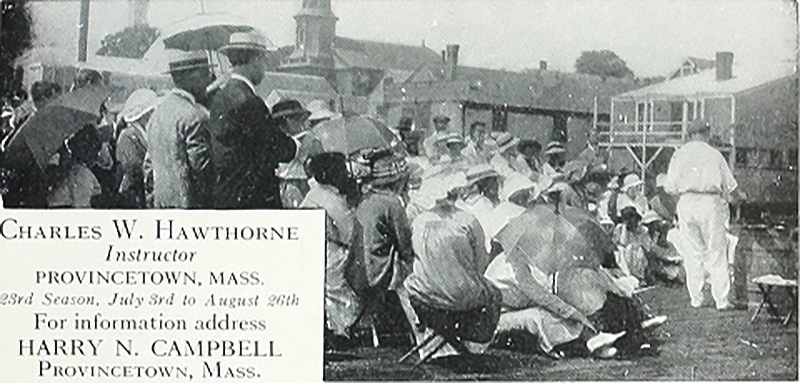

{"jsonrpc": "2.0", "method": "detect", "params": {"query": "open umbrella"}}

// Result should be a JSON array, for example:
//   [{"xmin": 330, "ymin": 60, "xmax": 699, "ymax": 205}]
[
  {"xmin": 303, "ymin": 115, "xmax": 401, "ymax": 156},
  {"xmin": 6, "ymin": 85, "xmax": 114, "ymax": 170},
  {"xmin": 159, "ymin": 13, "xmax": 275, "ymax": 52},
  {"xmin": 495, "ymin": 202, "xmax": 612, "ymax": 275}
]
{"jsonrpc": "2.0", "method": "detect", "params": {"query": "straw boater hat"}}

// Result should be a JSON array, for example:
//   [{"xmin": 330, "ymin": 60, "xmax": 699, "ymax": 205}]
[
  {"xmin": 494, "ymin": 132, "xmax": 520, "ymax": 154},
  {"xmin": 620, "ymin": 174, "xmax": 644, "ymax": 192},
  {"xmin": 436, "ymin": 132, "xmax": 466, "ymax": 148},
  {"xmin": 306, "ymin": 99, "xmax": 339, "ymax": 122},
  {"xmin": 118, "ymin": 89, "xmax": 160, "ymax": 124},
  {"xmin": 466, "ymin": 163, "xmax": 504, "ymax": 187},
  {"xmin": 219, "ymin": 31, "xmax": 270, "ymax": 53},
  {"xmin": 271, "ymin": 99, "xmax": 311, "ymax": 120},
  {"xmin": 163, "ymin": 50, "xmax": 216, "ymax": 74},
  {"xmin": 545, "ymin": 140, "xmax": 567, "ymax": 156}
]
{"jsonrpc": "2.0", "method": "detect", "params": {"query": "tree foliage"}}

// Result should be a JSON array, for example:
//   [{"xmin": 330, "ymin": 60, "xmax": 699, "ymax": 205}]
[
  {"xmin": 574, "ymin": 50, "xmax": 635, "ymax": 79},
  {"xmin": 96, "ymin": 25, "xmax": 159, "ymax": 59},
  {"xmin": 1, "ymin": 0, "xmax": 33, "ymax": 97}
]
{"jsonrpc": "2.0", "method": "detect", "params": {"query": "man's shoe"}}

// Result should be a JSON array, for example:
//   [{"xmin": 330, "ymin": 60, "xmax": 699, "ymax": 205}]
[
  {"xmin": 641, "ymin": 315, "xmax": 667, "ymax": 330},
  {"xmin": 593, "ymin": 346, "xmax": 618, "ymax": 359},
  {"xmin": 587, "ymin": 331, "xmax": 626, "ymax": 353}
]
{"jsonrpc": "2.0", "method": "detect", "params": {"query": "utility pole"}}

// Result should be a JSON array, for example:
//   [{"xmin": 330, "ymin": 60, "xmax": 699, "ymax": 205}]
[{"xmin": 78, "ymin": 0, "xmax": 90, "ymax": 62}]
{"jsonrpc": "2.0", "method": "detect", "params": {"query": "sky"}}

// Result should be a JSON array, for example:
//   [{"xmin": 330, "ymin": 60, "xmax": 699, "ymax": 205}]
[{"xmin": 27, "ymin": 0, "xmax": 798, "ymax": 77}]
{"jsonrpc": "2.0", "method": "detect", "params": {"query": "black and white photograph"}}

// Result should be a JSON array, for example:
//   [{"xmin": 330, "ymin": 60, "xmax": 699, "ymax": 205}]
[{"xmin": 0, "ymin": 0, "xmax": 797, "ymax": 380}]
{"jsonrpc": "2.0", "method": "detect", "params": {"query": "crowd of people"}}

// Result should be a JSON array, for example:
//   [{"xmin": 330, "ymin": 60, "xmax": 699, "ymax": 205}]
[{"xmin": 0, "ymin": 30, "xmax": 747, "ymax": 363}]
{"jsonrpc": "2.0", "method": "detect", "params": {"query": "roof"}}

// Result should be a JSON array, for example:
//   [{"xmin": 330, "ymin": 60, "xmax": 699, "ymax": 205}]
[
  {"xmin": 389, "ymin": 64, "xmax": 638, "ymax": 114},
  {"xmin": 254, "ymin": 71, "xmax": 336, "ymax": 101},
  {"xmin": 332, "ymin": 37, "xmax": 441, "ymax": 71},
  {"xmin": 616, "ymin": 63, "xmax": 796, "ymax": 100},
  {"xmin": 668, "ymin": 56, "xmax": 716, "ymax": 79}
]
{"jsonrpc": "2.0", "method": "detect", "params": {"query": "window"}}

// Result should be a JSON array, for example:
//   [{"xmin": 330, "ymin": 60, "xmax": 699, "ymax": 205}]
[
  {"xmin": 769, "ymin": 149, "xmax": 783, "ymax": 169},
  {"xmin": 735, "ymin": 147, "xmax": 749, "ymax": 167},
  {"xmin": 492, "ymin": 106, "xmax": 508, "ymax": 132},
  {"xmin": 788, "ymin": 148, "xmax": 798, "ymax": 169}
]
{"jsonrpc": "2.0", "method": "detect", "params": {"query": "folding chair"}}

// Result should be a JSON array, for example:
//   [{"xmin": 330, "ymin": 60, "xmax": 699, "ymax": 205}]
[
  {"xmin": 398, "ymin": 305, "xmax": 472, "ymax": 367},
  {"xmin": 751, "ymin": 275, "xmax": 798, "ymax": 326}
]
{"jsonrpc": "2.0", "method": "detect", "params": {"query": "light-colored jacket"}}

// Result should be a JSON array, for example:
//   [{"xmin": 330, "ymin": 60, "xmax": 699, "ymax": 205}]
[{"xmin": 145, "ymin": 89, "xmax": 212, "ymax": 208}]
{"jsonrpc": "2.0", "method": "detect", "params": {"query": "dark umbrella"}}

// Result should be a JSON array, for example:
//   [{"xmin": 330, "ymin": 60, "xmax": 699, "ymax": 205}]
[
  {"xmin": 160, "ymin": 13, "xmax": 275, "ymax": 51},
  {"xmin": 6, "ymin": 85, "xmax": 114, "ymax": 170},
  {"xmin": 495, "ymin": 202, "xmax": 613, "ymax": 275},
  {"xmin": 303, "ymin": 115, "xmax": 402, "ymax": 157}
]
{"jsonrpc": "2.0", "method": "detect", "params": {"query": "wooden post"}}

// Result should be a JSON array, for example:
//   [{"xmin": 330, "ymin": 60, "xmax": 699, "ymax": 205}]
[{"xmin": 78, "ymin": 0, "xmax": 91, "ymax": 62}]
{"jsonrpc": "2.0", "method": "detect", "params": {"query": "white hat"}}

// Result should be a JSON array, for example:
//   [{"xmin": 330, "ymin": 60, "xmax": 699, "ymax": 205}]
[
  {"xmin": 306, "ymin": 99, "xmax": 339, "ymax": 122},
  {"xmin": 119, "ymin": 89, "xmax": 159, "ymax": 124},
  {"xmin": 620, "ymin": 174, "xmax": 644, "ymax": 192},
  {"xmin": 220, "ymin": 31, "xmax": 272, "ymax": 53},
  {"xmin": 501, "ymin": 174, "xmax": 536, "ymax": 201},
  {"xmin": 642, "ymin": 210, "xmax": 661, "ymax": 224}
]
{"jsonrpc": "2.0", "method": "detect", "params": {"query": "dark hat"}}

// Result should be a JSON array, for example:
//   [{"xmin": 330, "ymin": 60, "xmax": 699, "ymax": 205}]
[
  {"xmin": 271, "ymin": 99, "xmax": 310, "ymax": 120},
  {"xmin": 687, "ymin": 119, "xmax": 711, "ymax": 135}
]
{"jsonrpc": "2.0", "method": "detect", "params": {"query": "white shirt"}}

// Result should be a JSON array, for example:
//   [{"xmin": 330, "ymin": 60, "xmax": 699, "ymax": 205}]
[{"xmin": 664, "ymin": 140, "xmax": 737, "ymax": 196}]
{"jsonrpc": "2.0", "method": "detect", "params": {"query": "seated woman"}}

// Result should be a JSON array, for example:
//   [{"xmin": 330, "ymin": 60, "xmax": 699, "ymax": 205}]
[
  {"xmin": 46, "ymin": 124, "xmax": 102, "ymax": 208},
  {"xmin": 405, "ymin": 173, "xmax": 502, "ymax": 357},
  {"xmin": 301, "ymin": 152, "xmax": 361, "ymax": 349}
]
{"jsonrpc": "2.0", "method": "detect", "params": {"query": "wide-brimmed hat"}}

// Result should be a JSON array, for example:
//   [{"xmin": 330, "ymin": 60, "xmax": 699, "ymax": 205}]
[
  {"xmin": 436, "ymin": 132, "xmax": 466, "ymax": 147},
  {"xmin": 620, "ymin": 174, "xmax": 643, "ymax": 192},
  {"xmin": 501, "ymin": 173, "xmax": 536, "ymax": 201},
  {"xmin": 118, "ymin": 89, "xmax": 160, "ymax": 124},
  {"xmin": 466, "ymin": 163, "xmax": 504, "ymax": 186},
  {"xmin": 220, "ymin": 31, "xmax": 270, "ymax": 53},
  {"xmin": 368, "ymin": 154, "xmax": 410, "ymax": 186},
  {"xmin": 163, "ymin": 50, "xmax": 216, "ymax": 74},
  {"xmin": 545, "ymin": 141, "xmax": 567, "ymax": 156},
  {"xmin": 306, "ymin": 99, "xmax": 339, "ymax": 122},
  {"xmin": 271, "ymin": 99, "xmax": 310, "ymax": 120},
  {"xmin": 494, "ymin": 132, "xmax": 520, "ymax": 154}
]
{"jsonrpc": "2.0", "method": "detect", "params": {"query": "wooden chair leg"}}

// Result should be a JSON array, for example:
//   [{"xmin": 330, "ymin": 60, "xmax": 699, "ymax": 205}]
[
  {"xmin": 399, "ymin": 333, "xmax": 437, "ymax": 364},
  {"xmin": 415, "ymin": 337, "xmax": 448, "ymax": 367}
]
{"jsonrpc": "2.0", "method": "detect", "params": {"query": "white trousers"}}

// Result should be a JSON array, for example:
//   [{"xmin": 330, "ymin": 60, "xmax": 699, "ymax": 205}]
[{"xmin": 674, "ymin": 194, "xmax": 731, "ymax": 309}]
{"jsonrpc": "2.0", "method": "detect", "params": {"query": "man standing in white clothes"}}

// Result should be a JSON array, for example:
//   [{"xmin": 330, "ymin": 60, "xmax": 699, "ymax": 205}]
[{"xmin": 664, "ymin": 119, "xmax": 744, "ymax": 310}]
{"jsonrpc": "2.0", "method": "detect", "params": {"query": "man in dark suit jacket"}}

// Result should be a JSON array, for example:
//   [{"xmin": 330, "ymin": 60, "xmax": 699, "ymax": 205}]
[{"xmin": 210, "ymin": 31, "xmax": 297, "ymax": 209}]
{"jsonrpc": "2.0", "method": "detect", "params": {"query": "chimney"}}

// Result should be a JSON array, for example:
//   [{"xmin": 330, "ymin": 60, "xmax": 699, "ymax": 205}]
[
  {"xmin": 443, "ymin": 44, "xmax": 459, "ymax": 81},
  {"xmin": 539, "ymin": 60, "xmax": 548, "ymax": 70},
  {"xmin": 716, "ymin": 51, "xmax": 733, "ymax": 81}
]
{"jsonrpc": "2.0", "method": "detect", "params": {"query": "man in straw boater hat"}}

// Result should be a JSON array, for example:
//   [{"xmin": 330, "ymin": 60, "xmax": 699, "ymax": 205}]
[
  {"xmin": 421, "ymin": 113, "xmax": 452, "ymax": 161},
  {"xmin": 146, "ymin": 50, "xmax": 215, "ymax": 208},
  {"xmin": 663, "ymin": 119, "xmax": 744, "ymax": 310},
  {"xmin": 543, "ymin": 140, "xmax": 567, "ymax": 177},
  {"xmin": 210, "ymin": 31, "xmax": 298, "ymax": 209}
]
